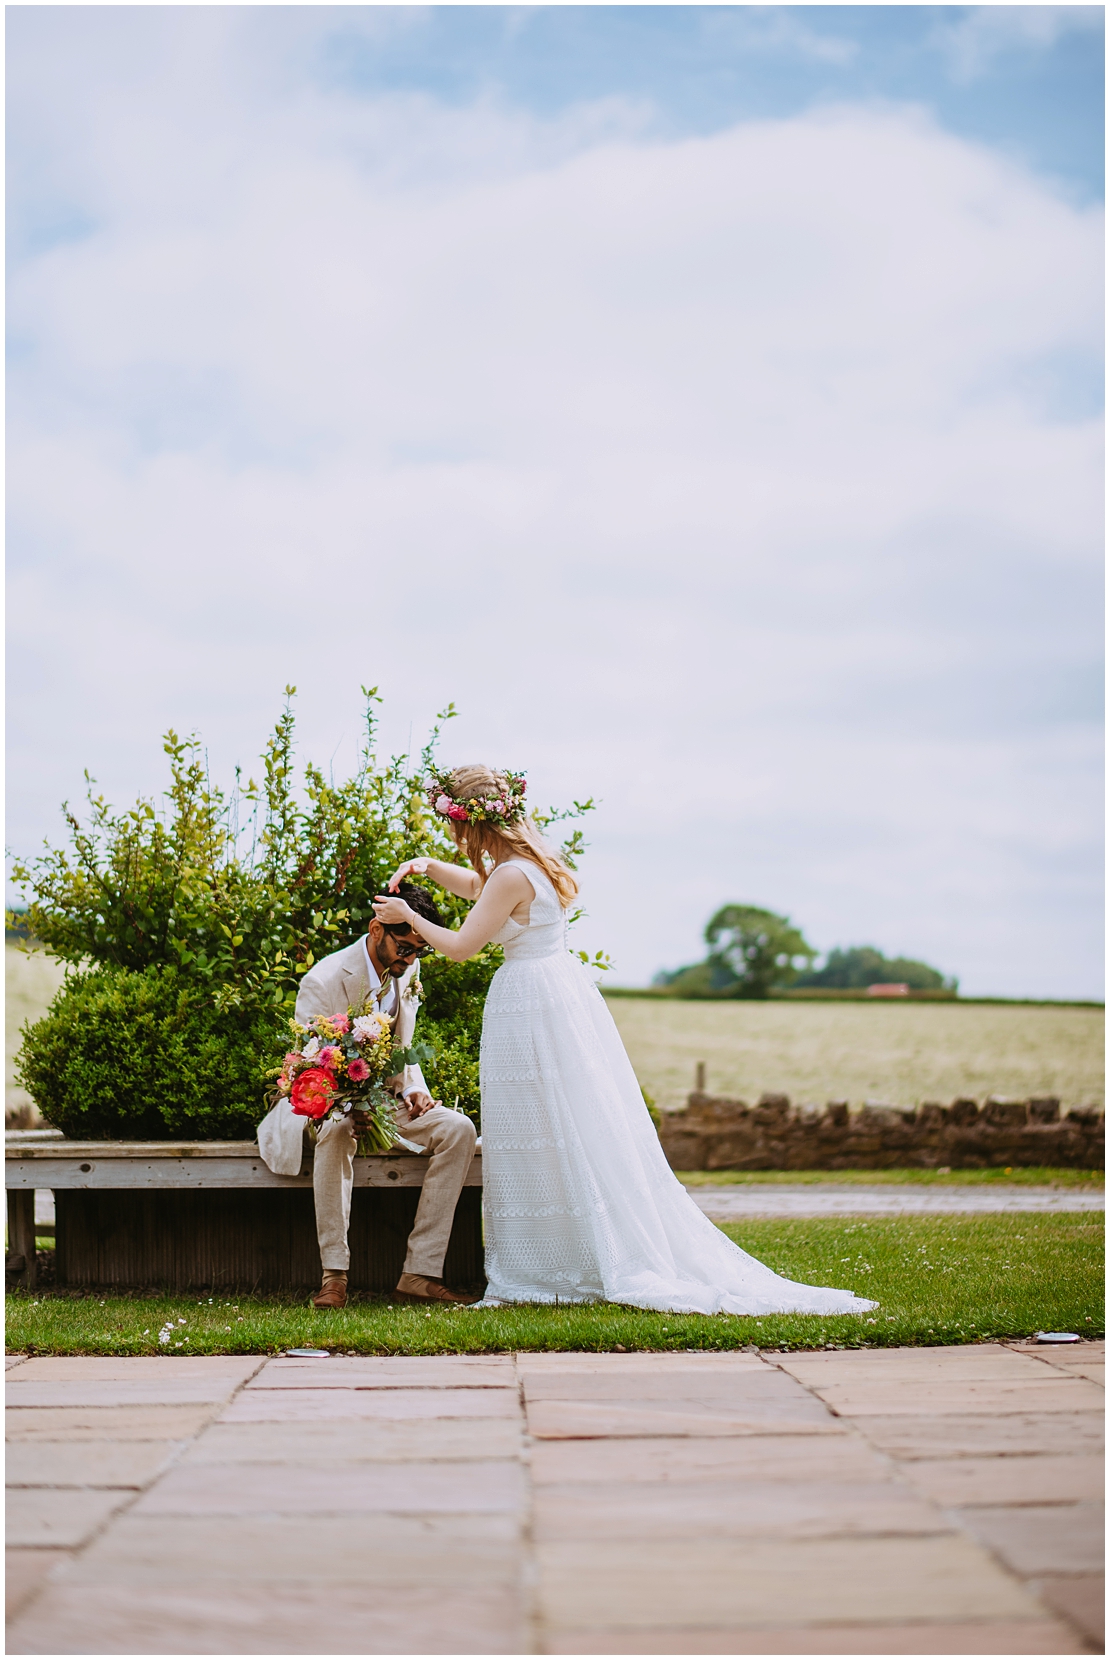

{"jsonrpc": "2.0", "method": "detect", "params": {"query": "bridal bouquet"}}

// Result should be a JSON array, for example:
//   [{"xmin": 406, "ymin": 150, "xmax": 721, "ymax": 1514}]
[{"xmin": 266, "ymin": 1005, "xmax": 433, "ymax": 1156}]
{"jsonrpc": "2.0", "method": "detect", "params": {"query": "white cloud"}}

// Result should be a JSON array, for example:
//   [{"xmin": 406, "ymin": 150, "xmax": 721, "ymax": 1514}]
[
  {"xmin": 933, "ymin": 6, "xmax": 1104, "ymax": 85},
  {"xmin": 7, "ymin": 12, "xmax": 1103, "ymax": 997},
  {"xmin": 702, "ymin": 9, "xmax": 859, "ymax": 67}
]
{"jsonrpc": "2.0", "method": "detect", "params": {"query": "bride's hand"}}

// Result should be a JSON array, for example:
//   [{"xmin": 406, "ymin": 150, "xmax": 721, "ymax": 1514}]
[
  {"xmin": 373, "ymin": 894, "xmax": 416, "ymax": 927},
  {"xmin": 387, "ymin": 858, "xmax": 431, "ymax": 893}
]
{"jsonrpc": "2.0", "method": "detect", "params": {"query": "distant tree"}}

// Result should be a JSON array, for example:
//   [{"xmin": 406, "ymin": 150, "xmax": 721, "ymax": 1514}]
[
  {"xmin": 702, "ymin": 904, "xmax": 816, "ymax": 999},
  {"xmin": 653, "ymin": 959, "xmax": 737, "ymax": 997},
  {"xmin": 794, "ymin": 946, "xmax": 956, "ymax": 992}
]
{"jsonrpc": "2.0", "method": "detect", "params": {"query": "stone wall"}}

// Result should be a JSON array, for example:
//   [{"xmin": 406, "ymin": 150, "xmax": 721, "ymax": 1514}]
[{"xmin": 658, "ymin": 1092, "xmax": 1104, "ymax": 1171}]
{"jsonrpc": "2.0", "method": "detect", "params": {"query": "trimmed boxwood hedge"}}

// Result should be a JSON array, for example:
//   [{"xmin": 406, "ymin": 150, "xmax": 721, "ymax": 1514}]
[
  {"xmin": 16, "ymin": 964, "xmax": 288, "ymax": 1141},
  {"xmin": 17, "ymin": 957, "xmax": 492, "ymax": 1140}
]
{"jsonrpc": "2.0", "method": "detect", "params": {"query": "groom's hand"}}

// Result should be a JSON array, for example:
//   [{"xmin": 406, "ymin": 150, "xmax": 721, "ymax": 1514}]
[{"xmin": 403, "ymin": 1092, "xmax": 439, "ymax": 1118}]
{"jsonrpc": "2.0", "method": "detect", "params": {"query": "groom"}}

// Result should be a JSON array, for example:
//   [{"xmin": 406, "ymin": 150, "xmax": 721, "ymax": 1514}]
[{"xmin": 257, "ymin": 882, "xmax": 478, "ymax": 1308}]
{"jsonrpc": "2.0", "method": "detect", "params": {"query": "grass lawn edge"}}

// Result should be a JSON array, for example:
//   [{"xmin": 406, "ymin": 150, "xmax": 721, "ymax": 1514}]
[{"xmin": 8, "ymin": 1212, "xmax": 1102, "ymax": 1357}]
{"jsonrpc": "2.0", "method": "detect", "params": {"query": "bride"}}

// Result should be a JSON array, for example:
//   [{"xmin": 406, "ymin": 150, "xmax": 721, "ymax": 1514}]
[{"xmin": 373, "ymin": 765, "xmax": 876, "ymax": 1317}]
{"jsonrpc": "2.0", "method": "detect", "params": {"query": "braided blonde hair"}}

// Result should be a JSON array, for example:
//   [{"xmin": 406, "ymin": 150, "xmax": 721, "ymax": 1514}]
[{"xmin": 445, "ymin": 764, "xmax": 578, "ymax": 907}]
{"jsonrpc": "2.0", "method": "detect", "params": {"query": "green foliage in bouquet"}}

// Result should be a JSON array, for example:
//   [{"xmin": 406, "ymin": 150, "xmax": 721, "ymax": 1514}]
[
  {"xmin": 268, "ymin": 1004, "xmax": 440, "ymax": 1157},
  {"xmin": 10, "ymin": 689, "xmax": 594, "ymax": 1137}
]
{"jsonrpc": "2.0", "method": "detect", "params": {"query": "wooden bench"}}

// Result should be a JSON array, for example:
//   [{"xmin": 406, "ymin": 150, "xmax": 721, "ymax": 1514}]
[{"xmin": 5, "ymin": 1135, "xmax": 483, "ymax": 1293}]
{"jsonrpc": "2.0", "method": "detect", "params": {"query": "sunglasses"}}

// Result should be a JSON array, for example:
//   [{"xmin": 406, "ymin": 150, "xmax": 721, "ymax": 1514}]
[{"xmin": 383, "ymin": 924, "xmax": 432, "ymax": 960}]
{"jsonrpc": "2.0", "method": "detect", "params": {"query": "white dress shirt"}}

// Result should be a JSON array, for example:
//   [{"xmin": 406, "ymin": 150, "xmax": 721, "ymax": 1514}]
[{"xmin": 364, "ymin": 936, "xmax": 420, "ymax": 1099}]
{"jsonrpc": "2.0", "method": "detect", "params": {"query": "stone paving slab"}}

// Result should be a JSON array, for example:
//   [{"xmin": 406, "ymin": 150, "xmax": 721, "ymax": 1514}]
[
  {"xmin": 1008, "ymin": 1341, "xmax": 1105, "ymax": 1362},
  {"xmin": 5, "ymin": 1404, "xmax": 221, "ymax": 1441},
  {"xmin": 533, "ymin": 1477, "xmax": 944, "ymax": 1539},
  {"xmin": 6, "ymin": 1549, "xmax": 71, "ymax": 1622},
  {"xmin": 7, "ymin": 1488, "xmax": 133, "ymax": 1548},
  {"xmin": 1005, "ymin": 1345, "xmax": 1106, "ymax": 1385},
  {"xmin": 1042, "ymin": 1361, "xmax": 1104, "ymax": 1384},
  {"xmin": 132, "ymin": 1458, "xmax": 527, "ymax": 1515},
  {"xmin": 852, "ymin": 1411, "xmax": 1105, "ymax": 1460},
  {"xmin": 805, "ymin": 1376, "xmax": 1105, "ymax": 1416},
  {"xmin": 6, "ymin": 1581, "xmax": 528, "ymax": 1655},
  {"xmin": 57, "ymin": 1512, "xmax": 523, "ymax": 1585},
  {"xmin": 521, "ymin": 1369, "xmax": 818, "ymax": 1401},
  {"xmin": 180, "ymin": 1416, "xmax": 524, "ymax": 1464},
  {"xmin": 544, "ymin": 1618, "xmax": 1087, "ymax": 1653},
  {"xmin": 6, "ymin": 1440, "xmax": 183, "ymax": 1489},
  {"xmin": 528, "ymin": 1431, "xmax": 886, "ymax": 1484},
  {"xmin": 536, "ymin": 1534, "xmax": 1039, "ymax": 1628},
  {"xmin": 7, "ymin": 1379, "xmax": 254, "ymax": 1408},
  {"xmin": 526, "ymin": 1395, "xmax": 842, "ymax": 1439},
  {"xmin": 515, "ymin": 1350, "xmax": 767, "ymax": 1371},
  {"xmin": 7, "ymin": 1344, "xmax": 1103, "ymax": 1656},
  {"xmin": 957, "ymin": 1502, "xmax": 1105, "ymax": 1577},
  {"xmin": 908, "ymin": 1452, "xmax": 1103, "ymax": 1506},
  {"xmin": 252, "ymin": 1355, "xmax": 514, "ymax": 1389},
  {"xmin": 11, "ymin": 1357, "xmax": 262, "ymax": 1382},
  {"xmin": 219, "ymin": 1385, "xmax": 522, "ymax": 1421},
  {"xmin": 779, "ymin": 1342, "xmax": 1052, "ymax": 1381},
  {"xmin": 1032, "ymin": 1576, "xmax": 1105, "ymax": 1649}
]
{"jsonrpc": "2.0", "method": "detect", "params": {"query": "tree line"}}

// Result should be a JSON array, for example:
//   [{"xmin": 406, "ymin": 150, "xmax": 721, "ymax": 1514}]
[{"xmin": 654, "ymin": 905, "xmax": 956, "ymax": 1000}]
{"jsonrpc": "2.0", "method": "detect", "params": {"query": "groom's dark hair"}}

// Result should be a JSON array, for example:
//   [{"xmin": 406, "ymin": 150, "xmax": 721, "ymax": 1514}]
[{"xmin": 383, "ymin": 880, "xmax": 445, "ymax": 934}]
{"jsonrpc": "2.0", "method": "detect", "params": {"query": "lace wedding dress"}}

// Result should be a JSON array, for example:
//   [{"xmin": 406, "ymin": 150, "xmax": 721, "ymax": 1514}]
[{"xmin": 478, "ymin": 859, "xmax": 877, "ymax": 1315}]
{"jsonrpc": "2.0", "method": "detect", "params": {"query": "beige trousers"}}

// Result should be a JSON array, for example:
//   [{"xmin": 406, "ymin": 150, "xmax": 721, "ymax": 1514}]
[{"xmin": 313, "ymin": 1102, "xmax": 477, "ymax": 1278}]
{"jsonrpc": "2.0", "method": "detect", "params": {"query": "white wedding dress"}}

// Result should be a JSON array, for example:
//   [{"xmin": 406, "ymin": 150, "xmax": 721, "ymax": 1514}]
[{"xmin": 477, "ymin": 859, "xmax": 877, "ymax": 1316}]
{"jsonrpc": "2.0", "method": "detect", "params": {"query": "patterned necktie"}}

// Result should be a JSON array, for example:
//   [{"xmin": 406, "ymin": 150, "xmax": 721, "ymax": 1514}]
[{"xmin": 376, "ymin": 977, "xmax": 398, "ymax": 1029}]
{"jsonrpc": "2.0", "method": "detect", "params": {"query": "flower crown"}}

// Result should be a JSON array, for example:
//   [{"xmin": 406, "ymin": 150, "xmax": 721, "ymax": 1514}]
[{"xmin": 426, "ymin": 768, "xmax": 527, "ymax": 827}]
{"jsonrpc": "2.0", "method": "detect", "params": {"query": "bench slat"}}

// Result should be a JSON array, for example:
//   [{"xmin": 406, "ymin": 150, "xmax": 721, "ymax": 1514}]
[
  {"xmin": 8, "ymin": 1140, "xmax": 289, "ymax": 1158},
  {"xmin": 5, "ymin": 1153, "xmax": 481, "ymax": 1190}
]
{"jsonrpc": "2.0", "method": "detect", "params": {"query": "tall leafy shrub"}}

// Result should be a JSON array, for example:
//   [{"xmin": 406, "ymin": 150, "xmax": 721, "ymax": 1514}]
[{"xmin": 11, "ymin": 689, "xmax": 592, "ymax": 1136}]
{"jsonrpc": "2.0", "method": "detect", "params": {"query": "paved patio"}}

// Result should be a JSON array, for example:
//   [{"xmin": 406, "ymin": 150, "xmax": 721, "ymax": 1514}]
[
  {"xmin": 6, "ymin": 1341, "xmax": 1103, "ymax": 1654},
  {"xmin": 686, "ymin": 1186, "xmax": 1105, "ymax": 1219}
]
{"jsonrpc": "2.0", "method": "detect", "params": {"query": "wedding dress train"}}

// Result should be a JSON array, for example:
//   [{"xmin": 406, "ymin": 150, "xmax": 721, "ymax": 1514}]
[{"xmin": 477, "ymin": 858, "xmax": 877, "ymax": 1316}]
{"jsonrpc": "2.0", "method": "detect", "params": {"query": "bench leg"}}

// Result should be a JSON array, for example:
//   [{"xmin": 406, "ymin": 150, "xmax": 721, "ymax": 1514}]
[{"xmin": 7, "ymin": 1189, "xmax": 37, "ymax": 1290}]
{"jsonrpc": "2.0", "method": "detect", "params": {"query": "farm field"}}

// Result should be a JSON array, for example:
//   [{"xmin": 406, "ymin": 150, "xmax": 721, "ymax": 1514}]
[
  {"xmin": 5, "ymin": 948, "xmax": 66, "ymax": 1116},
  {"xmin": 606, "ymin": 993, "xmax": 1105, "ymax": 1114}
]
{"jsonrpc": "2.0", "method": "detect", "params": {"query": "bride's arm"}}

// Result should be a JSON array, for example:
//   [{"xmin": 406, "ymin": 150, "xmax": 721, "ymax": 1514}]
[
  {"xmin": 386, "ymin": 857, "xmax": 481, "ymax": 901},
  {"xmin": 373, "ymin": 865, "xmax": 532, "ymax": 963}
]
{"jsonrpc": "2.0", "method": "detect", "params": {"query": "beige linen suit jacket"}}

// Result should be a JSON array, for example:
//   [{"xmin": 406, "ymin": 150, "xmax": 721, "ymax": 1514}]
[{"xmin": 256, "ymin": 937, "xmax": 429, "ymax": 1176}]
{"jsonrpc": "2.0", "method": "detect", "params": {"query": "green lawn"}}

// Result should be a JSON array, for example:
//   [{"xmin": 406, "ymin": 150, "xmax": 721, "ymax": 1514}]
[
  {"xmin": 676, "ymin": 1166, "xmax": 1103, "ymax": 1188},
  {"xmin": 9, "ymin": 1213, "xmax": 1102, "ymax": 1356}
]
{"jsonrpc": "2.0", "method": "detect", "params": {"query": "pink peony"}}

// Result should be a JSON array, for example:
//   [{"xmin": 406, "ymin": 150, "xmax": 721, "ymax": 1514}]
[
  {"xmin": 330, "ymin": 1013, "xmax": 351, "ymax": 1033},
  {"xmin": 435, "ymin": 794, "xmax": 452, "ymax": 814},
  {"xmin": 346, "ymin": 1057, "xmax": 370, "ymax": 1082},
  {"xmin": 290, "ymin": 1067, "xmax": 337, "ymax": 1119}
]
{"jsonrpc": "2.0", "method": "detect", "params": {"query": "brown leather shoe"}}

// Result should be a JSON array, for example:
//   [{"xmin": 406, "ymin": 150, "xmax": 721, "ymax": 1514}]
[
  {"xmin": 313, "ymin": 1272, "xmax": 348, "ymax": 1309},
  {"xmin": 395, "ymin": 1273, "xmax": 479, "ymax": 1305}
]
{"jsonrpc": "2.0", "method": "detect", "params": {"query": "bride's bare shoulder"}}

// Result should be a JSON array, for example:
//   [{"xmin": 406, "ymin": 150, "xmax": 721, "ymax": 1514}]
[{"xmin": 486, "ymin": 860, "xmax": 535, "ymax": 896}]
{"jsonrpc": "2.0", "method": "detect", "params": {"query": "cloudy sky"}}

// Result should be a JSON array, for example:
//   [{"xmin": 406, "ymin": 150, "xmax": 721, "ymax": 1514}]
[{"xmin": 7, "ymin": 5, "xmax": 1104, "ymax": 997}]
